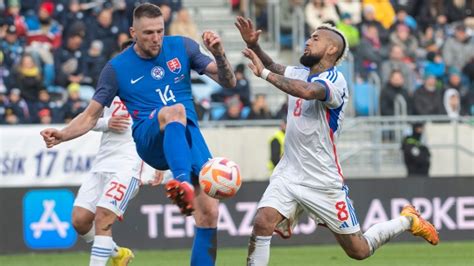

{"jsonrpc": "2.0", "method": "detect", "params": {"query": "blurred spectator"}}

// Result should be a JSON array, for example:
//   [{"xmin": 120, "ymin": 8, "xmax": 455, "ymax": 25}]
[
  {"xmin": 57, "ymin": 0, "xmax": 88, "ymax": 41},
  {"xmin": 211, "ymin": 63, "xmax": 251, "ymax": 107},
  {"xmin": 33, "ymin": 89, "xmax": 63, "ymax": 123},
  {"xmin": 336, "ymin": 12, "xmax": 360, "ymax": 50},
  {"xmin": 169, "ymin": 8, "xmax": 199, "ymax": 41},
  {"xmin": 279, "ymin": 0, "xmax": 304, "ymax": 49},
  {"xmin": 4, "ymin": 107, "xmax": 19, "ymax": 124},
  {"xmin": 416, "ymin": 0, "xmax": 446, "ymax": 31},
  {"xmin": 442, "ymin": 24, "xmax": 474, "ymax": 72},
  {"xmin": 4, "ymin": 1, "xmax": 28, "ymax": 37},
  {"xmin": 361, "ymin": 1, "xmax": 395, "ymax": 29},
  {"xmin": 254, "ymin": 0, "xmax": 268, "ymax": 32},
  {"xmin": 25, "ymin": 1, "xmax": 62, "ymax": 49},
  {"xmin": 390, "ymin": 6, "xmax": 417, "ymax": 31},
  {"xmin": 231, "ymin": 0, "xmax": 247, "ymax": 15},
  {"xmin": 305, "ymin": 0, "xmax": 339, "ymax": 32},
  {"xmin": 0, "ymin": 86, "xmax": 8, "ymax": 124},
  {"xmin": 247, "ymin": 93, "xmax": 272, "ymax": 120},
  {"xmin": 220, "ymin": 95, "xmax": 242, "ymax": 121},
  {"xmin": 413, "ymin": 75, "xmax": 444, "ymax": 115},
  {"xmin": 445, "ymin": 68, "xmax": 470, "ymax": 115},
  {"xmin": 443, "ymin": 88, "xmax": 461, "ymax": 119},
  {"xmin": 86, "ymin": 7, "xmax": 119, "ymax": 58},
  {"xmin": 357, "ymin": 4, "xmax": 389, "ymax": 44},
  {"xmin": 53, "ymin": 32, "xmax": 84, "ymax": 88},
  {"xmin": 445, "ymin": 0, "xmax": 474, "ymax": 23},
  {"xmin": 389, "ymin": 23, "xmax": 418, "ymax": 61},
  {"xmin": 380, "ymin": 70, "xmax": 411, "ymax": 116},
  {"xmin": 82, "ymin": 40, "xmax": 107, "ymax": 87},
  {"xmin": 401, "ymin": 122, "xmax": 431, "ymax": 177},
  {"xmin": 381, "ymin": 45, "xmax": 415, "ymax": 92},
  {"xmin": 355, "ymin": 24, "xmax": 387, "ymax": 78},
  {"xmin": 37, "ymin": 107, "xmax": 52, "ymax": 124},
  {"xmin": 268, "ymin": 116, "xmax": 286, "ymax": 172},
  {"xmin": 336, "ymin": 0, "xmax": 362, "ymax": 24},
  {"xmin": 10, "ymin": 53, "xmax": 43, "ymax": 104},
  {"xmin": 160, "ymin": 3, "xmax": 172, "ymax": 35},
  {"xmin": 7, "ymin": 88, "xmax": 30, "ymax": 123},
  {"xmin": 418, "ymin": 26, "xmax": 444, "ymax": 54},
  {"xmin": 463, "ymin": 56, "xmax": 474, "ymax": 86},
  {"xmin": 423, "ymin": 51, "xmax": 445, "ymax": 81},
  {"xmin": 0, "ymin": 25, "xmax": 24, "ymax": 69},
  {"xmin": 63, "ymin": 83, "xmax": 87, "ymax": 122}
]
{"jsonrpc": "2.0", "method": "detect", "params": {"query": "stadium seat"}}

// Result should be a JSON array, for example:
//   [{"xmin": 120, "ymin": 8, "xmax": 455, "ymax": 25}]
[{"xmin": 353, "ymin": 82, "xmax": 379, "ymax": 116}]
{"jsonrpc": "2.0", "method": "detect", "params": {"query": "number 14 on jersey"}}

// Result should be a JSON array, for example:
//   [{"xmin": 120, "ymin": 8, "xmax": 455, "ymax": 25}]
[{"xmin": 155, "ymin": 85, "xmax": 176, "ymax": 105}]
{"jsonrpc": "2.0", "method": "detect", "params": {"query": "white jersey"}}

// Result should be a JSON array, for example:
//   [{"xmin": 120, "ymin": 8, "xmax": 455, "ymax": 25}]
[
  {"xmin": 90, "ymin": 96, "xmax": 142, "ymax": 174},
  {"xmin": 273, "ymin": 66, "xmax": 349, "ymax": 189}
]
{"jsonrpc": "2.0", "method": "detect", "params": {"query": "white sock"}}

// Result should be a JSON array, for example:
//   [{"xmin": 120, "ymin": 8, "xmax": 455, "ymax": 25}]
[
  {"xmin": 90, "ymin": 235, "xmax": 114, "ymax": 266},
  {"xmin": 247, "ymin": 235, "xmax": 272, "ymax": 266},
  {"xmin": 111, "ymin": 241, "xmax": 119, "ymax": 258},
  {"xmin": 363, "ymin": 216, "xmax": 411, "ymax": 255},
  {"xmin": 80, "ymin": 224, "xmax": 95, "ymax": 244}
]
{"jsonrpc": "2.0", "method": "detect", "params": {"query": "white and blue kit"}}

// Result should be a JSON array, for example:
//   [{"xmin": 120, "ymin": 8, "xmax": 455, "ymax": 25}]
[{"xmin": 259, "ymin": 66, "xmax": 360, "ymax": 237}]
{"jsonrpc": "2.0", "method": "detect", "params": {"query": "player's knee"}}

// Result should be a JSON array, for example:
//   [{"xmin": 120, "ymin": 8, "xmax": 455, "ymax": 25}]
[
  {"xmin": 253, "ymin": 213, "xmax": 275, "ymax": 235},
  {"xmin": 158, "ymin": 104, "xmax": 186, "ymax": 125},
  {"xmin": 194, "ymin": 204, "xmax": 219, "ymax": 226},
  {"xmin": 72, "ymin": 214, "xmax": 92, "ymax": 234},
  {"xmin": 94, "ymin": 209, "xmax": 116, "ymax": 231},
  {"xmin": 345, "ymin": 247, "xmax": 370, "ymax": 260}
]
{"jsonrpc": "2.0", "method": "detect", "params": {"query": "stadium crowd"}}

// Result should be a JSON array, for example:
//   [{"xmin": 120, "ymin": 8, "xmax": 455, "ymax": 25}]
[{"xmin": 0, "ymin": 0, "xmax": 473, "ymax": 125}]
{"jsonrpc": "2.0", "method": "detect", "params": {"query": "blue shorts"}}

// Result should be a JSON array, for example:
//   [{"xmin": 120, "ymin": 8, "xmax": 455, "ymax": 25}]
[{"xmin": 132, "ymin": 117, "xmax": 212, "ymax": 181}]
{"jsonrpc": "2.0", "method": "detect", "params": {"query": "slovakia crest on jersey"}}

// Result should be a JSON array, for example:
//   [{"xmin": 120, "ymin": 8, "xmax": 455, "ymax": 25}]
[
  {"xmin": 151, "ymin": 66, "xmax": 165, "ymax": 80},
  {"xmin": 167, "ymin": 58, "xmax": 181, "ymax": 74}
]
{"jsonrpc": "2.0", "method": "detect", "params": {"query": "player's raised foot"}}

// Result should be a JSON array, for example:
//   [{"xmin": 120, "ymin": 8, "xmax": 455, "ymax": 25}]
[
  {"xmin": 165, "ymin": 179, "xmax": 195, "ymax": 216},
  {"xmin": 111, "ymin": 247, "xmax": 134, "ymax": 266},
  {"xmin": 401, "ymin": 205, "xmax": 439, "ymax": 245}
]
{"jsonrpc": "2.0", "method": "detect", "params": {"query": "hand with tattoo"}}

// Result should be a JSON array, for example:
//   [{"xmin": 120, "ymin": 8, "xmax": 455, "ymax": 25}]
[
  {"xmin": 242, "ymin": 48, "xmax": 265, "ymax": 77},
  {"xmin": 235, "ymin": 16, "xmax": 262, "ymax": 48},
  {"xmin": 202, "ymin": 30, "xmax": 224, "ymax": 56}
]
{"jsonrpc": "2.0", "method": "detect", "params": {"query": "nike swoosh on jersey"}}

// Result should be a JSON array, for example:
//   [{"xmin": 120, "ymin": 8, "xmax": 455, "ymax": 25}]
[{"xmin": 131, "ymin": 76, "xmax": 144, "ymax": 84}]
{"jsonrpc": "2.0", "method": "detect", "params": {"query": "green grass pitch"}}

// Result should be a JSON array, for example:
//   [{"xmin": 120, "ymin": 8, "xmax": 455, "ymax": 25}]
[{"xmin": 1, "ymin": 241, "xmax": 473, "ymax": 266}]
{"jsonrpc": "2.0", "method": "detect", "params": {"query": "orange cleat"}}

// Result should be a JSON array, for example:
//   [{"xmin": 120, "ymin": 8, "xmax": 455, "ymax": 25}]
[
  {"xmin": 401, "ymin": 205, "xmax": 439, "ymax": 245},
  {"xmin": 165, "ymin": 180, "xmax": 195, "ymax": 216}
]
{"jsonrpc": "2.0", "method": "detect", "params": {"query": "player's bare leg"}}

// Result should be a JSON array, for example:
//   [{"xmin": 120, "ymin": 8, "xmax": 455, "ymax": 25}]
[
  {"xmin": 90, "ymin": 207, "xmax": 134, "ymax": 266},
  {"xmin": 72, "ymin": 206, "xmax": 95, "ymax": 243},
  {"xmin": 247, "ymin": 207, "xmax": 285, "ymax": 266},
  {"xmin": 190, "ymin": 186, "xmax": 219, "ymax": 266},
  {"xmin": 333, "ymin": 204, "xmax": 438, "ymax": 260},
  {"xmin": 159, "ymin": 104, "xmax": 195, "ymax": 215}
]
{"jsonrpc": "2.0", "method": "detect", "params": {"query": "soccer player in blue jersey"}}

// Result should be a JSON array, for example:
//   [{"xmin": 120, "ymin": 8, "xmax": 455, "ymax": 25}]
[{"xmin": 41, "ymin": 3, "xmax": 236, "ymax": 265}]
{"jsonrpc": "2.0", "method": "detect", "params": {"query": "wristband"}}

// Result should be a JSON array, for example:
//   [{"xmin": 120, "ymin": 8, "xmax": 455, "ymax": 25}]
[{"xmin": 260, "ymin": 68, "xmax": 271, "ymax": 80}]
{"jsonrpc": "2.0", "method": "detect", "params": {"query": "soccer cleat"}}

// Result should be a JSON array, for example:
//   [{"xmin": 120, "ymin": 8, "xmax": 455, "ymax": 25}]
[
  {"xmin": 111, "ymin": 247, "xmax": 134, "ymax": 266},
  {"xmin": 165, "ymin": 179, "xmax": 195, "ymax": 216},
  {"xmin": 401, "ymin": 205, "xmax": 439, "ymax": 245}
]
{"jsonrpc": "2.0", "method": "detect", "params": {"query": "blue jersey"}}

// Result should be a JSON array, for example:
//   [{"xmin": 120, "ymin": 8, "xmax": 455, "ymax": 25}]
[{"xmin": 93, "ymin": 36, "xmax": 213, "ymax": 129}]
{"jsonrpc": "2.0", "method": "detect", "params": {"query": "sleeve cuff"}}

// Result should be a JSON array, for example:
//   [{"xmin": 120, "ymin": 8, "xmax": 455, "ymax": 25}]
[{"xmin": 314, "ymin": 79, "xmax": 330, "ymax": 102}]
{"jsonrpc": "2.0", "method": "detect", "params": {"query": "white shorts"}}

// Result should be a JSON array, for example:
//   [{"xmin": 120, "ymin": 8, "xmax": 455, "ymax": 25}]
[
  {"xmin": 258, "ymin": 174, "xmax": 360, "ymax": 236},
  {"xmin": 73, "ymin": 171, "xmax": 140, "ymax": 218}
]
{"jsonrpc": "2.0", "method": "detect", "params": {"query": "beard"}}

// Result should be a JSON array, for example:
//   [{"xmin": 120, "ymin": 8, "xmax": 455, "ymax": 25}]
[
  {"xmin": 39, "ymin": 17, "xmax": 51, "ymax": 25},
  {"xmin": 299, "ymin": 54, "xmax": 322, "ymax": 68}
]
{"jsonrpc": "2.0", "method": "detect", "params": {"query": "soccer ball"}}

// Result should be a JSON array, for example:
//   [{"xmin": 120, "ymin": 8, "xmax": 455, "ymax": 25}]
[{"xmin": 199, "ymin": 157, "xmax": 242, "ymax": 199}]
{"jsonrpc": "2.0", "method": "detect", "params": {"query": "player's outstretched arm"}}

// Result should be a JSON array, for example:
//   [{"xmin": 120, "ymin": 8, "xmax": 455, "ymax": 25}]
[
  {"xmin": 235, "ymin": 16, "xmax": 286, "ymax": 75},
  {"xmin": 243, "ymin": 48, "xmax": 326, "ymax": 100},
  {"xmin": 202, "ymin": 30, "xmax": 237, "ymax": 88},
  {"xmin": 40, "ymin": 100, "xmax": 104, "ymax": 148}
]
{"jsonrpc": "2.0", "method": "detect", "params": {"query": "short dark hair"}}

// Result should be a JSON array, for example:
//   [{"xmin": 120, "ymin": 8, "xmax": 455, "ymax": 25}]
[{"xmin": 133, "ymin": 3, "xmax": 162, "ymax": 20}]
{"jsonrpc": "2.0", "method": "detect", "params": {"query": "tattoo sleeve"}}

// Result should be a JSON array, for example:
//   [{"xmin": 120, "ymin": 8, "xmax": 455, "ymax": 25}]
[
  {"xmin": 266, "ymin": 73, "xmax": 326, "ymax": 100},
  {"xmin": 249, "ymin": 44, "xmax": 286, "ymax": 75},
  {"xmin": 214, "ymin": 53, "xmax": 236, "ymax": 88}
]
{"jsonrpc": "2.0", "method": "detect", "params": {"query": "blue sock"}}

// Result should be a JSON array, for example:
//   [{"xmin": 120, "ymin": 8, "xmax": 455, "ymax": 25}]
[
  {"xmin": 163, "ymin": 122, "xmax": 192, "ymax": 183},
  {"xmin": 191, "ymin": 227, "xmax": 217, "ymax": 266}
]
